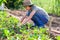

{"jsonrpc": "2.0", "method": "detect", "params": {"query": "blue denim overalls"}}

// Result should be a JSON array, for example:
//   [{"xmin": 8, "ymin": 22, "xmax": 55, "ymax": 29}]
[{"xmin": 26, "ymin": 5, "xmax": 49, "ymax": 28}]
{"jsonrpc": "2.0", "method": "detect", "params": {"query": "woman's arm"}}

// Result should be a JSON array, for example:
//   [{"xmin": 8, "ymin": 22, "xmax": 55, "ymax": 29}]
[
  {"xmin": 21, "ymin": 15, "xmax": 27, "ymax": 23},
  {"xmin": 22, "ymin": 10, "xmax": 36, "ymax": 25}
]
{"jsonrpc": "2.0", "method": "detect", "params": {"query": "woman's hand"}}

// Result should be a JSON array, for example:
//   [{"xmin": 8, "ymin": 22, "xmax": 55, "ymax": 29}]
[
  {"xmin": 21, "ymin": 18, "xmax": 27, "ymax": 25},
  {"xmin": 20, "ymin": 15, "xmax": 27, "ymax": 23}
]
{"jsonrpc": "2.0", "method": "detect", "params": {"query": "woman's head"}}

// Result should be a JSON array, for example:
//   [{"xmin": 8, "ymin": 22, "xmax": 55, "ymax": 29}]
[
  {"xmin": 23, "ymin": 0, "xmax": 33, "ymax": 10},
  {"xmin": 25, "ymin": 5, "xmax": 33, "ymax": 10}
]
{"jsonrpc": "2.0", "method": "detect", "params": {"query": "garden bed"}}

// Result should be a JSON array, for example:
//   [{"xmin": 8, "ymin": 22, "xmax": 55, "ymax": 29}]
[{"xmin": 0, "ymin": 10, "xmax": 60, "ymax": 40}]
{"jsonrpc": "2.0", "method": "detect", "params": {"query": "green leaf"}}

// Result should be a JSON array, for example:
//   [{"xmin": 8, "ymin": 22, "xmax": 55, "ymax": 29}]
[
  {"xmin": 56, "ymin": 36, "xmax": 60, "ymax": 40},
  {"xmin": 4, "ymin": 29, "xmax": 10, "ymax": 37}
]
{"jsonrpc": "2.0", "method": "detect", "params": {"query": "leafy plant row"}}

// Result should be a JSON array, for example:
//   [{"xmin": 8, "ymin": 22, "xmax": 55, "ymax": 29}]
[{"xmin": 0, "ymin": 11, "xmax": 60, "ymax": 40}]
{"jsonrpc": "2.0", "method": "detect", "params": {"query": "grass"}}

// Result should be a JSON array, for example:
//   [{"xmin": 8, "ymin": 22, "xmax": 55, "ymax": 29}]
[{"xmin": 32, "ymin": 0, "xmax": 60, "ymax": 16}]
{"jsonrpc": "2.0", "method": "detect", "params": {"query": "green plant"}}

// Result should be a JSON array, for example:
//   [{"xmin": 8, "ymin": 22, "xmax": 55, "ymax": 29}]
[
  {"xmin": 0, "ymin": 11, "xmax": 59, "ymax": 40},
  {"xmin": 0, "ymin": 0, "xmax": 6, "ymax": 5},
  {"xmin": 56, "ymin": 36, "xmax": 60, "ymax": 40},
  {"xmin": 5, "ymin": 0, "xmax": 24, "ymax": 9},
  {"xmin": 0, "ymin": 11, "xmax": 19, "ymax": 39}
]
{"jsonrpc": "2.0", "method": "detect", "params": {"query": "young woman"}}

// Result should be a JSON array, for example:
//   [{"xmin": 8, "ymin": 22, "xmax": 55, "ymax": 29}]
[{"xmin": 21, "ymin": 0, "xmax": 49, "ymax": 28}]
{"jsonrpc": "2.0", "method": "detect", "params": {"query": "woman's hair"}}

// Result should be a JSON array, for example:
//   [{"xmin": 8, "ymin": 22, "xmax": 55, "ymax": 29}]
[{"xmin": 28, "ymin": 4, "xmax": 34, "ymax": 7}]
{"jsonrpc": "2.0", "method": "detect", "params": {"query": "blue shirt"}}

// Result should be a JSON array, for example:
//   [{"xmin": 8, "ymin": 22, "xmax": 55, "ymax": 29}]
[{"xmin": 26, "ymin": 5, "xmax": 49, "ymax": 27}]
